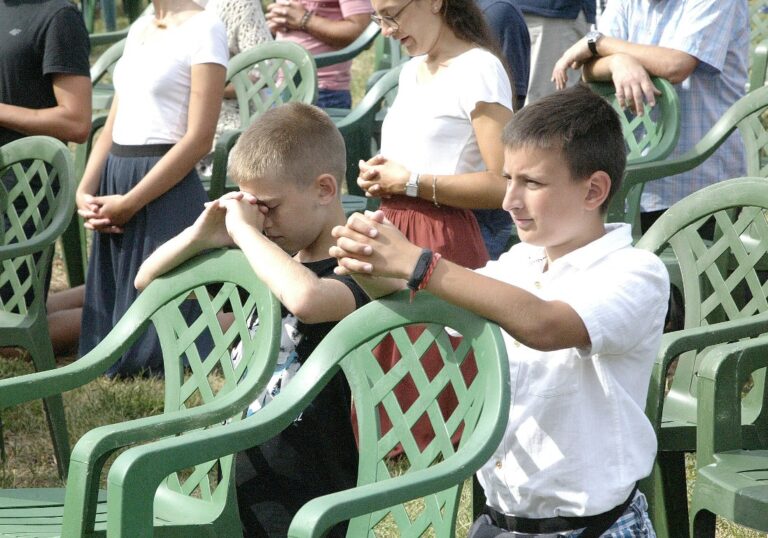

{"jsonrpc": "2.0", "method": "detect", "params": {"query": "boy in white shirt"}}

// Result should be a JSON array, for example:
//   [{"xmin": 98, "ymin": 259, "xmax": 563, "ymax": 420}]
[{"xmin": 330, "ymin": 84, "xmax": 669, "ymax": 537}]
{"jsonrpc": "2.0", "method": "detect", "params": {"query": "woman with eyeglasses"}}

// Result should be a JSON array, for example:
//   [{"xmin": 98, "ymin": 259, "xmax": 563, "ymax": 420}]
[
  {"xmin": 360, "ymin": 0, "xmax": 514, "ymax": 265},
  {"xmin": 357, "ymin": 0, "xmax": 514, "ymax": 453}
]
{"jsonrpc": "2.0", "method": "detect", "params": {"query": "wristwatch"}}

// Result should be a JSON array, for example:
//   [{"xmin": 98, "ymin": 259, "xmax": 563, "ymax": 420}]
[
  {"xmin": 586, "ymin": 30, "xmax": 603, "ymax": 57},
  {"xmin": 405, "ymin": 171, "xmax": 420, "ymax": 197}
]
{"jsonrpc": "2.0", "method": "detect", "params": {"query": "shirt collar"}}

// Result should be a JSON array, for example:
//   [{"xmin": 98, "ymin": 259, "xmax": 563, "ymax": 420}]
[{"xmin": 525, "ymin": 223, "xmax": 633, "ymax": 271}]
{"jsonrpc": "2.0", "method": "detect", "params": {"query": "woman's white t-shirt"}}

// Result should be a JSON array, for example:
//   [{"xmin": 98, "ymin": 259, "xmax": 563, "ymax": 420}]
[
  {"xmin": 380, "ymin": 47, "xmax": 513, "ymax": 175},
  {"xmin": 112, "ymin": 11, "xmax": 228, "ymax": 145}
]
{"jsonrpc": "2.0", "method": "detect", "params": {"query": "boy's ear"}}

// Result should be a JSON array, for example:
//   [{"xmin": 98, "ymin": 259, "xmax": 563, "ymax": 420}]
[
  {"xmin": 584, "ymin": 171, "xmax": 611, "ymax": 211},
  {"xmin": 314, "ymin": 173, "xmax": 338, "ymax": 204}
]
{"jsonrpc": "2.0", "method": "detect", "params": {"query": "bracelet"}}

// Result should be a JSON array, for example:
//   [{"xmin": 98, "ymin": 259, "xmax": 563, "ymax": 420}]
[
  {"xmin": 407, "ymin": 248, "xmax": 433, "ymax": 300},
  {"xmin": 432, "ymin": 174, "xmax": 440, "ymax": 207},
  {"xmin": 408, "ymin": 250, "xmax": 442, "ymax": 301},
  {"xmin": 299, "ymin": 9, "xmax": 314, "ymax": 31},
  {"xmin": 418, "ymin": 252, "xmax": 442, "ymax": 291}
]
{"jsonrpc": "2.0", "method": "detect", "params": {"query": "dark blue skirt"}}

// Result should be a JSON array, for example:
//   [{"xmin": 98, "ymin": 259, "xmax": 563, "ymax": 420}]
[{"xmin": 79, "ymin": 144, "xmax": 208, "ymax": 377}]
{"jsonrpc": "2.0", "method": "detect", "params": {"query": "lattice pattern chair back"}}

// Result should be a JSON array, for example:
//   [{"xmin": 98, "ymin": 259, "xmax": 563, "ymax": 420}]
[
  {"xmin": 286, "ymin": 291, "xmax": 509, "ymax": 537},
  {"xmin": 227, "ymin": 41, "xmax": 318, "ymax": 130},
  {"xmin": 637, "ymin": 177, "xmax": 768, "ymax": 427},
  {"xmin": 0, "ymin": 136, "xmax": 74, "ymax": 316},
  {"xmin": 590, "ymin": 77, "xmax": 680, "ymax": 165},
  {"xmin": 143, "ymin": 249, "xmax": 281, "ymax": 516}
]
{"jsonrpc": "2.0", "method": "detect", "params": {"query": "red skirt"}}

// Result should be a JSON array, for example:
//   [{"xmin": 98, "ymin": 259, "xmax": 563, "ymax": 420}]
[{"xmin": 359, "ymin": 196, "xmax": 487, "ymax": 456}]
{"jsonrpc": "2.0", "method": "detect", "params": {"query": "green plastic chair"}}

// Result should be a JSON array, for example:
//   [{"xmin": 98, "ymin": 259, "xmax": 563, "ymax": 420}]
[
  {"xmin": 102, "ymin": 290, "xmax": 510, "ymax": 538},
  {"xmin": 207, "ymin": 41, "xmax": 318, "ymax": 200},
  {"xmin": 0, "ymin": 248, "xmax": 281, "ymax": 537},
  {"xmin": 635, "ymin": 176, "xmax": 768, "ymax": 538},
  {"xmin": 688, "ymin": 329, "xmax": 768, "ymax": 537},
  {"xmin": 0, "ymin": 136, "xmax": 76, "ymax": 479},
  {"xmin": 335, "ymin": 63, "xmax": 403, "ymax": 214},
  {"xmin": 607, "ymin": 84, "xmax": 768, "ymax": 228}
]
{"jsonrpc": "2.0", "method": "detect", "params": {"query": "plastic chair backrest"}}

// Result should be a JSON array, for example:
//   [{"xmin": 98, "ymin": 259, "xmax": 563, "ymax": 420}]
[
  {"xmin": 91, "ymin": 38, "xmax": 126, "ymax": 85},
  {"xmin": 636, "ymin": 177, "xmax": 768, "ymax": 426},
  {"xmin": 314, "ymin": 21, "xmax": 380, "ymax": 69},
  {"xmin": 335, "ymin": 64, "xmax": 403, "ymax": 197},
  {"xmin": 0, "ymin": 136, "xmax": 75, "ymax": 317},
  {"xmin": 749, "ymin": 38, "xmax": 768, "ymax": 92},
  {"xmin": 608, "ymin": 84, "xmax": 768, "ymax": 227},
  {"xmin": 97, "ymin": 248, "xmax": 281, "ymax": 528},
  {"xmin": 590, "ymin": 77, "xmax": 681, "ymax": 165},
  {"xmin": 226, "ymin": 41, "xmax": 318, "ymax": 130},
  {"xmin": 289, "ymin": 291, "xmax": 510, "ymax": 537}
]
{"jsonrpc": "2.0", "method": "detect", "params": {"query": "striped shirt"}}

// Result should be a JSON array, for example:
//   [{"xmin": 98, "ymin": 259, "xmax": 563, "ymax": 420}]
[{"xmin": 599, "ymin": 0, "xmax": 749, "ymax": 211}]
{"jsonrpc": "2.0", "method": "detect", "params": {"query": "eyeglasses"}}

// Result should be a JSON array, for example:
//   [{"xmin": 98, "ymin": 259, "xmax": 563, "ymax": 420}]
[{"xmin": 370, "ymin": 0, "xmax": 416, "ymax": 31}]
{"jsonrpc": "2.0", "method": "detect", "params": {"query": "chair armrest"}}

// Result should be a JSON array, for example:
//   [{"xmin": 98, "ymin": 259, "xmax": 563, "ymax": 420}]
[
  {"xmin": 314, "ymin": 22, "xmax": 380, "ymax": 69},
  {"xmin": 645, "ymin": 311, "xmax": 768, "ymax": 429},
  {"xmin": 104, "ymin": 355, "xmax": 340, "ymax": 537},
  {"xmin": 208, "ymin": 129, "xmax": 243, "ymax": 200},
  {"xmin": 695, "ymin": 331, "xmax": 768, "ymax": 467},
  {"xmin": 287, "ymin": 461, "xmax": 475, "ymax": 538}
]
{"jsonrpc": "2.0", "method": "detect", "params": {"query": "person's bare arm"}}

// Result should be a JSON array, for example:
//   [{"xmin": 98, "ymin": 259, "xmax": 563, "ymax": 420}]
[
  {"xmin": 331, "ymin": 212, "xmax": 590, "ymax": 351},
  {"xmin": 86, "ymin": 63, "xmax": 226, "ymax": 227},
  {"xmin": 358, "ymin": 102, "xmax": 512, "ymax": 209},
  {"xmin": 583, "ymin": 37, "xmax": 699, "ymax": 84},
  {"xmin": 222, "ymin": 194, "xmax": 359, "ymax": 324},
  {"xmin": 0, "ymin": 73, "xmax": 92, "ymax": 143},
  {"xmin": 266, "ymin": 1, "xmax": 369, "ymax": 48}
]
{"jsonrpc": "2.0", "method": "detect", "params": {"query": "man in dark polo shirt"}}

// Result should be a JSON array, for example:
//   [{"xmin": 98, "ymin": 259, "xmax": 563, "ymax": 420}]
[{"xmin": 0, "ymin": 0, "xmax": 91, "ymax": 146}]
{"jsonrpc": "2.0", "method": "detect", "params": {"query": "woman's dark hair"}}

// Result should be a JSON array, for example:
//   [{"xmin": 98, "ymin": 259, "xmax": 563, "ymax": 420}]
[{"xmin": 440, "ymin": 0, "xmax": 517, "ymax": 110}]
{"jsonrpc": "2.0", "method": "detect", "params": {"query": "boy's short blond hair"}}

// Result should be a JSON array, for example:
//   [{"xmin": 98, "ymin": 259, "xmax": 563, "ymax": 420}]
[{"xmin": 229, "ymin": 102, "xmax": 347, "ymax": 190}]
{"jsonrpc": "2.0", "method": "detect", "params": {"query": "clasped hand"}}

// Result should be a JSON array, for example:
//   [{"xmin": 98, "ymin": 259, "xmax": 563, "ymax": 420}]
[
  {"xmin": 191, "ymin": 191, "xmax": 268, "ymax": 249},
  {"xmin": 329, "ymin": 210, "xmax": 422, "ymax": 279},
  {"xmin": 357, "ymin": 155, "xmax": 410, "ymax": 199},
  {"xmin": 77, "ymin": 193, "xmax": 135, "ymax": 234},
  {"xmin": 265, "ymin": 0, "xmax": 306, "ymax": 33}
]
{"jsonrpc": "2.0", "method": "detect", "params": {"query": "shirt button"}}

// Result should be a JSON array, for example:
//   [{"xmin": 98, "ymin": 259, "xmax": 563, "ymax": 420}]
[
  {"xmin": 534, "ymin": 281, "xmax": 542, "ymax": 289},
  {"xmin": 495, "ymin": 460, "xmax": 503, "ymax": 469},
  {"xmin": 513, "ymin": 340, "xmax": 521, "ymax": 348}
]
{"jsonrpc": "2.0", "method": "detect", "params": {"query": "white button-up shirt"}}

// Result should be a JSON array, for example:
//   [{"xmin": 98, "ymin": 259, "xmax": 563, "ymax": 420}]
[{"xmin": 475, "ymin": 224, "xmax": 669, "ymax": 517}]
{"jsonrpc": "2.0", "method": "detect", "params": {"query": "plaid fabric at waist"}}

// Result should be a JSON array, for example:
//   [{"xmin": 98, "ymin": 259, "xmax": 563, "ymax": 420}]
[{"xmin": 486, "ymin": 484, "xmax": 639, "ymax": 534}]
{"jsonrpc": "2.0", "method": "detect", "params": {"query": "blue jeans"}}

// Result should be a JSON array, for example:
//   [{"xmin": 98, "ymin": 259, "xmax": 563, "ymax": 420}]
[
  {"xmin": 317, "ymin": 89, "xmax": 352, "ymax": 109},
  {"xmin": 468, "ymin": 492, "xmax": 656, "ymax": 538}
]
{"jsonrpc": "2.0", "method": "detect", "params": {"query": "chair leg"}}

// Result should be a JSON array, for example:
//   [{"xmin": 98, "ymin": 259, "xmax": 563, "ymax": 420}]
[
  {"xmin": 60, "ymin": 215, "xmax": 87, "ymax": 287},
  {"xmin": 28, "ymin": 340, "xmax": 71, "ymax": 479},
  {"xmin": 471, "ymin": 474, "xmax": 486, "ymax": 521},
  {"xmin": 690, "ymin": 508, "xmax": 716, "ymax": 538},
  {"xmin": 641, "ymin": 451, "xmax": 690, "ymax": 538}
]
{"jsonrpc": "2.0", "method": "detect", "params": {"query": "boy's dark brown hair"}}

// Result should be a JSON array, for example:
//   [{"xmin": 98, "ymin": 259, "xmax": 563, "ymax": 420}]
[
  {"xmin": 502, "ymin": 84, "xmax": 626, "ymax": 211},
  {"xmin": 229, "ymin": 102, "xmax": 346, "ymax": 191}
]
